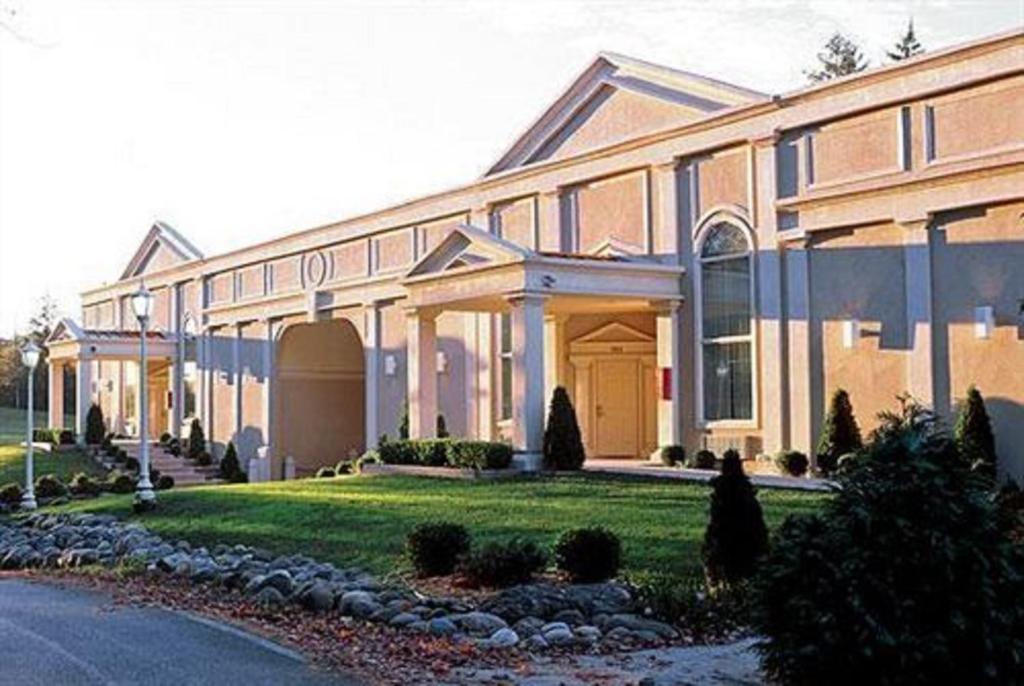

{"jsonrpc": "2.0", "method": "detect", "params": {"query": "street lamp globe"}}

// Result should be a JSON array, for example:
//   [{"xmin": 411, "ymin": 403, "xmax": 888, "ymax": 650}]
[
  {"xmin": 20, "ymin": 341, "xmax": 40, "ymax": 370},
  {"xmin": 131, "ymin": 283, "xmax": 154, "ymax": 323}
]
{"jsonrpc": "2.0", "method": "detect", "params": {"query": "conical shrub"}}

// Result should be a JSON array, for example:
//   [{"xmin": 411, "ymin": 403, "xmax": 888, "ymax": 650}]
[
  {"xmin": 816, "ymin": 388, "xmax": 862, "ymax": 474},
  {"xmin": 955, "ymin": 385, "xmax": 996, "ymax": 476},
  {"xmin": 543, "ymin": 386, "xmax": 585, "ymax": 471},
  {"xmin": 187, "ymin": 418, "xmax": 206, "ymax": 460},
  {"xmin": 85, "ymin": 403, "xmax": 106, "ymax": 446},
  {"xmin": 701, "ymin": 449, "xmax": 768, "ymax": 588}
]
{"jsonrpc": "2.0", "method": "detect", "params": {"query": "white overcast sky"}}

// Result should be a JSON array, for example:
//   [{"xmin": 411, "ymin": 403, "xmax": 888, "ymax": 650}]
[{"xmin": 0, "ymin": 0, "xmax": 1021, "ymax": 336}]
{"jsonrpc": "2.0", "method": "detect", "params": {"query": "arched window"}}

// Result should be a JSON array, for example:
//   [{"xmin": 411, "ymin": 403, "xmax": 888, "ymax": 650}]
[{"xmin": 698, "ymin": 222, "xmax": 754, "ymax": 421}]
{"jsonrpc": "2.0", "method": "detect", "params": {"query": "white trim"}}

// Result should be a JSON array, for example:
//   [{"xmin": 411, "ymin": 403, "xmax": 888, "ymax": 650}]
[{"xmin": 693, "ymin": 210, "xmax": 760, "ymax": 430}]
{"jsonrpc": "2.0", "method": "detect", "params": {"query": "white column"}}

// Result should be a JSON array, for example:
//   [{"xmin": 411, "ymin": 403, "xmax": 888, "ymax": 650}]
[
  {"xmin": 406, "ymin": 308, "xmax": 437, "ymax": 439},
  {"xmin": 655, "ymin": 302, "xmax": 683, "ymax": 457},
  {"xmin": 509, "ymin": 295, "xmax": 546, "ymax": 470},
  {"xmin": 364, "ymin": 303, "xmax": 382, "ymax": 449},
  {"xmin": 74, "ymin": 358, "xmax": 93, "ymax": 443},
  {"xmin": 543, "ymin": 314, "xmax": 566, "ymax": 419},
  {"xmin": 48, "ymin": 361, "xmax": 63, "ymax": 428},
  {"xmin": 261, "ymin": 319, "xmax": 275, "ymax": 455}
]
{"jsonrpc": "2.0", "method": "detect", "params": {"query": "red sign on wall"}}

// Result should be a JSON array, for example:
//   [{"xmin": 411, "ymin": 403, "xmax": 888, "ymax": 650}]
[{"xmin": 661, "ymin": 368, "xmax": 672, "ymax": 401}]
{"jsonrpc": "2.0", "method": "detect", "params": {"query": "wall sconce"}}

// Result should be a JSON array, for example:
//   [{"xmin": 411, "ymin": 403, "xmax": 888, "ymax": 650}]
[
  {"xmin": 842, "ymin": 319, "xmax": 859, "ymax": 349},
  {"xmin": 384, "ymin": 354, "xmax": 397, "ymax": 377},
  {"xmin": 975, "ymin": 306, "xmax": 994, "ymax": 340},
  {"xmin": 436, "ymin": 351, "xmax": 448, "ymax": 374}
]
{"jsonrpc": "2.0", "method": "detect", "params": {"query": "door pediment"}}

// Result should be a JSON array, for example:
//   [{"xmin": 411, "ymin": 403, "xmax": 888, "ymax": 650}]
[
  {"xmin": 404, "ymin": 223, "xmax": 532, "ymax": 280},
  {"xmin": 570, "ymin": 322, "xmax": 655, "ymax": 354}
]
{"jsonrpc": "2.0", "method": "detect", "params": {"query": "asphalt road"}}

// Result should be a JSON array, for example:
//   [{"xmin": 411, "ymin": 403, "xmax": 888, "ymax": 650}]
[{"xmin": 0, "ymin": 579, "xmax": 358, "ymax": 685}]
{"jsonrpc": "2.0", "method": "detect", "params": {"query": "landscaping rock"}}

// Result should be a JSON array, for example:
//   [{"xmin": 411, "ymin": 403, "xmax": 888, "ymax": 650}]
[
  {"xmin": 601, "ymin": 613, "xmax": 678, "ymax": 640},
  {"xmin": 484, "ymin": 628, "xmax": 519, "ymax": 649},
  {"xmin": 388, "ymin": 612, "xmax": 419, "ymax": 627},
  {"xmin": 252, "ymin": 586, "xmax": 286, "ymax": 609},
  {"xmin": 428, "ymin": 617, "xmax": 458, "ymax": 637},
  {"xmin": 451, "ymin": 611, "xmax": 508, "ymax": 637},
  {"xmin": 338, "ymin": 590, "xmax": 381, "ymax": 619},
  {"xmin": 300, "ymin": 582, "xmax": 335, "ymax": 612}
]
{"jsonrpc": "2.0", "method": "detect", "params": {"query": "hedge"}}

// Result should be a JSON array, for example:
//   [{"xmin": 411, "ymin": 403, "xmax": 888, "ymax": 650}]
[{"xmin": 378, "ymin": 439, "xmax": 513, "ymax": 470}]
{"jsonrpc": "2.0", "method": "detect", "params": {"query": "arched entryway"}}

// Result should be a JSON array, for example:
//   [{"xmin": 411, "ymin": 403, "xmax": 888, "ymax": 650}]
[{"xmin": 274, "ymin": 318, "xmax": 365, "ymax": 477}]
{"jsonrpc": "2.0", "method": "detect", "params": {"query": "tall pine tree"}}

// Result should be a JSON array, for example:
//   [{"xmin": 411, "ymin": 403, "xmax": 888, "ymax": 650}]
[
  {"xmin": 887, "ymin": 19, "xmax": 923, "ymax": 61},
  {"xmin": 806, "ymin": 32, "xmax": 868, "ymax": 83}
]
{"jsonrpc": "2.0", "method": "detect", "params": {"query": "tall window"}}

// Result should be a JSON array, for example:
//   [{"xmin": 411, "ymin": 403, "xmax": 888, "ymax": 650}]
[
  {"xmin": 699, "ymin": 222, "xmax": 753, "ymax": 421},
  {"xmin": 499, "ymin": 313, "xmax": 513, "ymax": 421},
  {"xmin": 183, "ymin": 321, "xmax": 198, "ymax": 421}
]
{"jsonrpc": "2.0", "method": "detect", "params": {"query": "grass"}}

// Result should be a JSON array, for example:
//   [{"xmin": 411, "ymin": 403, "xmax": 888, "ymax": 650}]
[
  {"xmin": 0, "ymin": 406, "xmax": 98, "ymax": 485},
  {"xmin": 55, "ymin": 473, "xmax": 827, "ymax": 578}
]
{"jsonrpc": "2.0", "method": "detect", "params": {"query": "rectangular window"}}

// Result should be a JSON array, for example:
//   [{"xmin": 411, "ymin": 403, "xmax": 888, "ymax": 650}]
[
  {"xmin": 499, "ymin": 313, "xmax": 512, "ymax": 421},
  {"xmin": 124, "ymin": 362, "xmax": 138, "ymax": 432},
  {"xmin": 702, "ymin": 341, "xmax": 753, "ymax": 421}
]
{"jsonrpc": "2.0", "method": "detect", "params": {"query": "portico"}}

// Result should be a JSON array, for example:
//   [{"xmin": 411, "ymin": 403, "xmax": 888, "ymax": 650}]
[{"xmin": 401, "ymin": 224, "xmax": 686, "ymax": 469}]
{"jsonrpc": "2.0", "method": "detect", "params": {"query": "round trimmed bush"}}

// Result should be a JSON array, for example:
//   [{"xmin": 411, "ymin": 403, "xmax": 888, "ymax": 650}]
[
  {"xmin": 458, "ymin": 538, "xmax": 548, "ymax": 588},
  {"xmin": 158, "ymin": 432, "xmax": 172, "ymax": 445},
  {"xmin": 406, "ymin": 521, "xmax": 471, "ymax": 577},
  {"xmin": 334, "ymin": 459, "xmax": 354, "ymax": 475},
  {"xmin": 659, "ymin": 445, "xmax": 685, "ymax": 467},
  {"xmin": 69, "ymin": 473, "xmax": 101, "ymax": 497},
  {"xmin": 0, "ymin": 482, "xmax": 23, "ymax": 507},
  {"xmin": 125, "ymin": 456, "xmax": 140, "ymax": 472},
  {"xmin": 34, "ymin": 474, "xmax": 67, "ymax": 499},
  {"xmin": 315, "ymin": 467, "xmax": 336, "ymax": 478},
  {"xmin": 687, "ymin": 449, "xmax": 717, "ymax": 470},
  {"xmin": 195, "ymin": 451, "xmax": 213, "ymax": 467},
  {"xmin": 774, "ymin": 450, "xmax": 809, "ymax": 477},
  {"xmin": 155, "ymin": 474, "xmax": 175, "ymax": 491},
  {"xmin": 106, "ymin": 473, "xmax": 135, "ymax": 494},
  {"xmin": 554, "ymin": 526, "xmax": 622, "ymax": 583},
  {"xmin": 755, "ymin": 430, "xmax": 1024, "ymax": 685}
]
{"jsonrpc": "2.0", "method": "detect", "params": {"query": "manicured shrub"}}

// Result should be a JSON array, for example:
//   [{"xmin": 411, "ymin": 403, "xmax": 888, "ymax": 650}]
[
  {"xmin": 106, "ymin": 473, "xmax": 135, "ymax": 494},
  {"xmin": 32, "ymin": 428, "xmax": 52, "ymax": 444},
  {"xmin": 755, "ymin": 427, "xmax": 1024, "ymax": 686},
  {"xmin": 115, "ymin": 448, "xmax": 128, "ymax": 463},
  {"xmin": 85, "ymin": 404, "xmax": 105, "ymax": 445},
  {"xmin": 196, "ymin": 451, "xmax": 213, "ymax": 467},
  {"xmin": 436, "ymin": 414, "xmax": 449, "ymax": 439},
  {"xmin": 34, "ymin": 474, "xmax": 67, "ymax": 499},
  {"xmin": 955, "ymin": 385, "xmax": 996, "ymax": 477},
  {"xmin": 543, "ymin": 386, "xmax": 586, "ymax": 471},
  {"xmin": 554, "ymin": 526, "xmax": 622, "ymax": 583},
  {"xmin": 659, "ymin": 445, "xmax": 685, "ymax": 467},
  {"xmin": 124, "ymin": 456, "xmax": 140, "ymax": 472},
  {"xmin": 155, "ymin": 474, "xmax": 175, "ymax": 491},
  {"xmin": 816, "ymin": 388, "xmax": 862, "ymax": 474},
  {"xmin": 0, "ymin": 482, "xmax": 23, "ymax": 506},
  {"xmin": 58, "ymin": 429, "xmax": 75, "ymax": 445},
  {"xmin": 69, "ymin": 473, "xmax": 101, "ymax": 497},
  {"xmin": 186, "ymin": 418, "xmax": 206, "ymax": 460},
  {"xmin": 219, "ymin": 442, "xmax": 246, "ymax": 483},
  {"xmin": 315, "ymin": 467, "xmax": 336, "ymax": 478},
  {"xmin": 870, "ymin": 392, "xmax": 941, "ymax": 445},
  {"xmin": 701, "ymin": 450, "xmax": 768, "ymax": 589},
  {"xmin": 167, "ymin": 437, "xmax": 182, "ymax": 457},
  {"xmin": 458, "ymin": 538, "xmax": 548, "ymax": 588},
  {"xmin": 774, "ymin": 450, "xmax": 809, "ymax": 477},
  {"xmin": 378, "ymin": 439, "xmax": 449, "ymax": 466},
  {"xmin": 687, "ymin": 449, "xmax": 717, "ymax": 470},
  {"xmin": 334, "ymin": 459, "xmax": 354, "ymax": 475},
  {"xmin": 354, "ymin": 451, "xmax": 381, "ymax": 473},
  {"xmin": 406, "ymin": 521, "xmax": 471, "ymax": 577},
  {"xmin": 446, "ymin": 441, "xmax": 513, "ymax": 470},
  {"xmin": 158, "ymin": 432, "xmax": 172, "ymax": 445}
]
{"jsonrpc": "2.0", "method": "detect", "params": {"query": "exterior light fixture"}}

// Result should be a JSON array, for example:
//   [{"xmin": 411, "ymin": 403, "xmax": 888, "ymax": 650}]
[
  {"xmin": 19, "ymin": 341, "xmax": 41, "ymax": 510},
  {"xmin": 132, "ymin": 283, "xmax": 156, "ymax": 508},
  {"xmin": 974, "ymin": 306, "xmax": 994, "ymax": 340},
  {"xmin": 842, "ymin": 319, "xmax": 860, "ymax": 349}
]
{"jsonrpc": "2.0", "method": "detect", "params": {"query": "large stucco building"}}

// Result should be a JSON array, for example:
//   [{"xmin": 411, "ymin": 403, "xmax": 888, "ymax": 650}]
[{"xmin": 46, "ymin": 29, "xmax": 1024, "ymax": 479}]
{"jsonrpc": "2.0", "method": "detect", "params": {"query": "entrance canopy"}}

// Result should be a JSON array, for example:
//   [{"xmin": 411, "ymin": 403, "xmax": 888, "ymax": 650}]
[
  {"xmin": 402, "ymin": 224, "xmax": 685, "ymax": 314},
  {"xmin": 45, "ymin": 318, "xmax": 177, "ymax": 362}
]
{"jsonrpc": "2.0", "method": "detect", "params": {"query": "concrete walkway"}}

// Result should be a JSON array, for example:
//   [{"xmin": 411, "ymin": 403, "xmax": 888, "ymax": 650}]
[
  {"xmin": 584, "ymin": 459, "xmax": 835, "ymax": 491},
  {"xmin": 0, "ymin": 579, "xmax": 356, "ymax": 685}
]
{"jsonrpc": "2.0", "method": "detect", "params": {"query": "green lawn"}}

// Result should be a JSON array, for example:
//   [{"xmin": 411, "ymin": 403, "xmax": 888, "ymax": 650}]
[
  {"xmin": 0, "ymin": 406, "xmax": 99, "ymax": 485},
  {"xmin": 56, "ymin": 473, "xmax": 827, "ymax": 578}
]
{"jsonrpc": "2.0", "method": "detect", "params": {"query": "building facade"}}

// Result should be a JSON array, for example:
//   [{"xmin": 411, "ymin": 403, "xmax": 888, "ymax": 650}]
[{"xmin": 47, "ymin": 29, "xmax": 1024, "ymax": 479}]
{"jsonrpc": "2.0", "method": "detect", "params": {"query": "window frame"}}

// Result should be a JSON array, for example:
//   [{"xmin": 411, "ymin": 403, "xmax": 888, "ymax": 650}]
[{"xmin": 694, "ymin": 217, "xmax": 759, "ymax": 429}]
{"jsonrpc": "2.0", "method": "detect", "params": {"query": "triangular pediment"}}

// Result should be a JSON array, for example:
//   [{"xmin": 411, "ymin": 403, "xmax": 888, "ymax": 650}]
[
  {"xmin": 573, "ymin": 321, "xmax": 655, "ymax": 345},
  {"xmin": 405, "ymin": 224, "xmax": 532, "ymax": 279},
  {"xmin": 121, "ymin": 221, "xmax": 203, "ymax": 280},
  {"xmin": 45, "ymin": 318, "xmax": 84, "ymax": 344},
  {"xmin": 488, "ymin": 53, "xmax": 765, "ymax": 175}
]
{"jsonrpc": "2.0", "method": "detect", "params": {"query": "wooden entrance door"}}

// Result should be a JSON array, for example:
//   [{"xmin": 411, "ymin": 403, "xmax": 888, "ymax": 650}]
[{"xmin": 595, "ymin": 359, "xmax": 639, "ymax": 457}]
